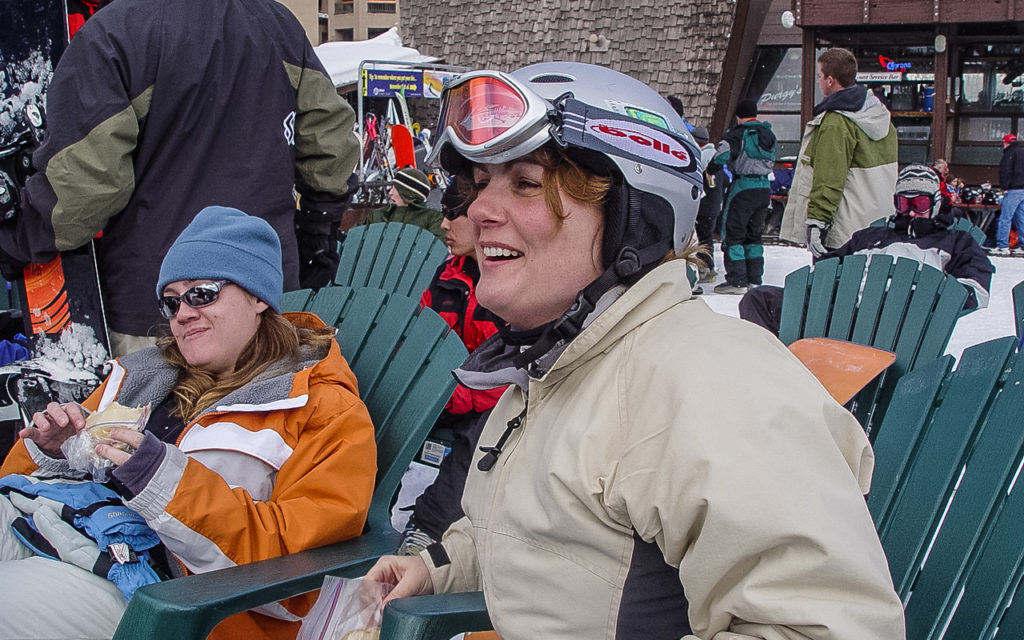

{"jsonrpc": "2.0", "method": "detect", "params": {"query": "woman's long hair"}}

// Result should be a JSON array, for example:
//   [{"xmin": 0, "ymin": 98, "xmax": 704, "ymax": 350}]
[{"xmin": 158, "ymin": 311, "xmax": 335, "ymax": 424}]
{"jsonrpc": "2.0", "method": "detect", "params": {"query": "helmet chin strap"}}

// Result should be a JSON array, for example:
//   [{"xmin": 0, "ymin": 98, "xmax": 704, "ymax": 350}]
[{"xmin": 510, "ymin": 242, "xmax": 669, "ymax": 371}]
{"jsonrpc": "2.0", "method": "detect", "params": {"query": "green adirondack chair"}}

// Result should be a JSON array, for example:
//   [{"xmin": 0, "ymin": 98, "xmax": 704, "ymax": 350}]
[
  {"xmin": 868, "ymin": 335, "xmax": 1024, "ymax": 639},
  {"xmin": 778, "ymin": 254, "xmax": 967, "ymax": 438},
  {"xmin": 336, "ymin": 222, "xmax": 449, "ymax": 299},
  {"xmin": 111, "ymin": 286, "xmax": 468, "ymax": 639},
  {"xmin": 377, "ymin": 335, "xmax": 1024, "ymax": 640}
]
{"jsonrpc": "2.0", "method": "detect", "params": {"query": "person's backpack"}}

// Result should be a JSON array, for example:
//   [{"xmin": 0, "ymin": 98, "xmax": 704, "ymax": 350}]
[{"xmin": 733, "ymin": 125, "xmax": 776, "ymax": 176}]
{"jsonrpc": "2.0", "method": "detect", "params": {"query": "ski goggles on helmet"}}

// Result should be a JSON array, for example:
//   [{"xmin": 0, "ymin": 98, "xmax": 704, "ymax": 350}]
[
  {"xmin": 426, "ymin": 71, "xmax": 556, "ymax": 168},
  {"xmin": 894, "ymin": 192, "xmax": 935, "ymax": 216},
  {"xmin": 158, "ymin": 280, "xmax": 229, "ymax": 319}
]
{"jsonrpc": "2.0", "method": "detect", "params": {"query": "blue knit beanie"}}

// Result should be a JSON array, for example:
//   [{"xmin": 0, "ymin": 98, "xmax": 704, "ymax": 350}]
[{"xmin": 156, "ymin": 206, "xmax": 283, "ymax": 313}]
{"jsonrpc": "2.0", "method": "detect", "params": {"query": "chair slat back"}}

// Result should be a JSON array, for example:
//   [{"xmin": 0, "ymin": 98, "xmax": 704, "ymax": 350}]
[
  {"xmin": 875, "ymin": 338, "xmax": 1013, "ymax": 595},
  {"xmin": 1013, "ymin": 280, "xmax": 1024, "ymax": 345},
  {"xmin": 778, "ymin": 255, "xmax": 966, "ymax": 436},
  {"xmin": 279, "ymin": 286, "xmax": 466, "ymax": 531},
  {"xmin": 904, "ymin": 342, "xmax": 1024, "ymax": 637},
  {"xmin": 866, "ymin": 337, "xmax": 1024, "ymax": 639},
  {"xmin": 336, "ymin": 223, "xmax": 447, "ymax": 299}
]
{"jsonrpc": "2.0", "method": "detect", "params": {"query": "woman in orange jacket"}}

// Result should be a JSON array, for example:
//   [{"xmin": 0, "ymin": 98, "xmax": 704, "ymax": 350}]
[{"xmin": 0, "ymin": 206, "xmax": 376, "ymax": 640}]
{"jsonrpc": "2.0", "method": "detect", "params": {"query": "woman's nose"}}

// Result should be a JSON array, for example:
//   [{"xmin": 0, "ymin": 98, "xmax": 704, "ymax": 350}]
[
  {"xmin": 174, "ymin": 300, "xmax": 201, "ymax": 321},
  {"xmin": 468, "ymin": 185, "xmax": 503, "ymax": 225}
]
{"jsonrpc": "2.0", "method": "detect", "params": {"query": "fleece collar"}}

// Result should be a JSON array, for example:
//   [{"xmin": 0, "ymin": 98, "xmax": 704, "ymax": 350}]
[{"xmin": 106, "ymin": 325, "xmax": 332, "ymax": 418}]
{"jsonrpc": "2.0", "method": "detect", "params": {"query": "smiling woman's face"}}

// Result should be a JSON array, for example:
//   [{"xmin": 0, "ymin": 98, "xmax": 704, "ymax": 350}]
[
  {"xmin": 163, "ymin": 280, "xmax": 267, "ymax": 379},
  {"xmin": 467, "ymin": 159, "xmax": 604, "ymax": 330}
]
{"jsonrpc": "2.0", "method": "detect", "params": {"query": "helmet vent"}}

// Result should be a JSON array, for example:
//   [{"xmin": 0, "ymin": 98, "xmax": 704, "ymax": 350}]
[{"xmin": 530, "ymin": 73, "xmax": 575, "ymax": 84}]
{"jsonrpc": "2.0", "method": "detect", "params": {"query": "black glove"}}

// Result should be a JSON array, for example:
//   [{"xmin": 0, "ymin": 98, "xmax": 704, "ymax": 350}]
[{"xmin": 295, "ymin": 174, "xmax": 359, "ymax": 290}]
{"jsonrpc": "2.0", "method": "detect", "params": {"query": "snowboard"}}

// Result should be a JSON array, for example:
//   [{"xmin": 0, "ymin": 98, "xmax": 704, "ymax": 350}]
[
  {"xmin": 391, "ymin": 123, "xmax": 416, "ymax": 170},
  {"xmin": 1, "ymin": 0, "xmax": 109, "ymax": 448}
]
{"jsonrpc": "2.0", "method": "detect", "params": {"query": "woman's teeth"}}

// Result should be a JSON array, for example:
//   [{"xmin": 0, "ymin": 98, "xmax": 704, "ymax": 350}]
[{"xmin": 482, "ymin": 247, "xmax": 523, "ymax": 258}]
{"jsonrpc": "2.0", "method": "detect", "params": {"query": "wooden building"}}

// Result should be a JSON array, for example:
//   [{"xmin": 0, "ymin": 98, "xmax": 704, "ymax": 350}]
[
  {"xmin": 398, "ymin": 0, "xmax": 1023, "ymax": 183},
  {"xmin": 397, "ymin": 0, "xmax": 738, "ymax": 133},
  {"xmin": 750, "ymin": 0, "xmax": 1024, "ymax": 183}
]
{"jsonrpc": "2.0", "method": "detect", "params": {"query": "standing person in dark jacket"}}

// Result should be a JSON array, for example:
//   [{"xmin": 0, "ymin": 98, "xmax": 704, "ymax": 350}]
[
  {"xmin": 994, "ymin": 133, "xmax": 1024, "ymax": 255},
  {"xmin": 398, "ymin": 180, "xmax": 505, "ymax": 555},
  {"xmin": 739, "ymin": 164, "xmax": 994, "ymax": 335},
  {"xmin": 692, "ymin": 126, "xmax": 723, "ymax": 284},
  {"xmin": 0, "ymin": 0, "xmax": 359, "ymax": 356},
  {"xmin": 712, "ymin": 99, "xmax": 776, "ymax": 294}
]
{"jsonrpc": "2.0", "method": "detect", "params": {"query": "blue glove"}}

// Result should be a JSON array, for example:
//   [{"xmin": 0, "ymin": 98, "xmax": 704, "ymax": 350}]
[{"xmin": 6, "ymin": 485, "xmax": 164, "ymax": 601}]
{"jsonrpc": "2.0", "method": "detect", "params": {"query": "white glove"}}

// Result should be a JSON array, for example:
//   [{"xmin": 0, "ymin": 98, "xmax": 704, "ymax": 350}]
[
  {"xmin": 0, "ymin": 493, "xmax": 33, "ymax": 561},
  {"xmin": 805, "ymin": 220, "xmax": 830, "ymax": 258},
  {"xmin": 9, "ymin": 492, "xmax": 101, "ymax": 571}
]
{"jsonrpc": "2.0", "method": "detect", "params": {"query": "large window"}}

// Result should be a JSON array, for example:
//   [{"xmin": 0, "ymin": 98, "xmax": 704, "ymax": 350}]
[
  {"xmin": 746, "ymin": 47, "xmax": 803, "ymax": 158},
  {"xmin": 957, "ymin": 44, "xmax": 1024, "ymax": 112},
  {"xmin": 954, "ymin": 42, "xmax": 1024, "ymax": 165}
]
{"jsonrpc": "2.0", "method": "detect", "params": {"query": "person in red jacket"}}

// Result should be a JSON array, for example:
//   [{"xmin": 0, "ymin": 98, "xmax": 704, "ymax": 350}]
[{"xmin": 398, "ymin": 180, "xmax": 505, "ymax": 555}]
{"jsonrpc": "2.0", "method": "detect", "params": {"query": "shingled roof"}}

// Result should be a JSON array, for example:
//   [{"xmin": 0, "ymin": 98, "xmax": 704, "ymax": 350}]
[{"xmin": 399, "ymin": 0, "xmax": 736, "ymax": 127}]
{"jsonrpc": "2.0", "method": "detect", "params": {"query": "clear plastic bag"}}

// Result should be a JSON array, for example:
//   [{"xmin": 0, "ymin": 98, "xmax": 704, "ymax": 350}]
[
  {"xmin": 61, "ymin": 403, "xmax": 151, "ymax": 482},
  {"xmin": 298, "ymin": 576, "xmax": 394, "ymax": 640}
]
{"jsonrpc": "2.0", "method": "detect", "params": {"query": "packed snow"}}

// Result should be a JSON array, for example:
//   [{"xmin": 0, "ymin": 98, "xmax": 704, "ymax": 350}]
[
  {"xmin": 7, "ymin": 322, "xmax": 108, "ymax": 383},
  {"xmin": 699, "ymin": 243, "xmax": 1022, "ymax": 361}
]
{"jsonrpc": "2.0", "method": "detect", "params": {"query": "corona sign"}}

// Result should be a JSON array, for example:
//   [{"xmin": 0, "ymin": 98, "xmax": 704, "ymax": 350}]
[{"xmin": 878, "ymin": 55, "xmax": 912, "ymax": 73}]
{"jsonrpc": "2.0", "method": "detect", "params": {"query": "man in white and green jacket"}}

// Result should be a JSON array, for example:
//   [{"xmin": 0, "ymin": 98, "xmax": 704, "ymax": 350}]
[{"xmin": 779, "ymin": 47, "xmax": 898, "ymax": 256}]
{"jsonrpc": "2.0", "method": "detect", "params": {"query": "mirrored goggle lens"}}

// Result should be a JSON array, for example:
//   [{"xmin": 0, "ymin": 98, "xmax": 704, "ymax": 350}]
[
  {"xmin": 894, "ymin": 193, "xmax": 933, "ymax": 214},
  {"xmin": 158, "ymin": 281, "xmax": 226, "ymax": 319},
  {"xmin": 442, "ymin": 76, "xmax": 529, "ymax": 146}
]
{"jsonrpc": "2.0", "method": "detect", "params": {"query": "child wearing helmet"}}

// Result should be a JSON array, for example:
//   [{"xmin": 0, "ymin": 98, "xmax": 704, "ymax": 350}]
[
  {"xmin": 740, "ymin": 164, "xmax": 994, "ymax": 335},
  {"xmin": 368, "ymin": 62, "xmax": 904, "ymax": 639}
]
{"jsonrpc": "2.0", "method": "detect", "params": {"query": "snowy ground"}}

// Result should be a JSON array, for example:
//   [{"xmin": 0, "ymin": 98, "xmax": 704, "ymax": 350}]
[
  {"xmin": 392, "ymin": 244, "xmax": 1024, "ymax": 532},
  {"xmin": 698, "ymin": 243, "xmax": 1023, "ymax": 362}
]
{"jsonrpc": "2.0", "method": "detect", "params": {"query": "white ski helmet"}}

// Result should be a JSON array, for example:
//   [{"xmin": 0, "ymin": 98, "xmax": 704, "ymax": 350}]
[{"xmin": 427, "ymin": 62, "xmax": 703, "ymax": 282}]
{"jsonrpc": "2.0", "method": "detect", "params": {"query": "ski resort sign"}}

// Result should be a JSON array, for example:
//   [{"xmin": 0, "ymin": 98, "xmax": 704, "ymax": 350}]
[{"xmin": 362, "ymin": 67, "xmax": 459, "ymax": 99}]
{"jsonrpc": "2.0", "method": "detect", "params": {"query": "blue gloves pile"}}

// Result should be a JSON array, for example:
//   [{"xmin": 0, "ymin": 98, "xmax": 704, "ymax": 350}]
[{"xmin": 0, "ymin": 475, "xmax": 164, "ymax": 600}]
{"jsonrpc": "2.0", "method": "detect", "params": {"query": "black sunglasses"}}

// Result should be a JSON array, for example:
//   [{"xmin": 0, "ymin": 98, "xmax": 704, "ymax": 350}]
[
  {"xmin": 442, "ymin": 207, "xmax": 467, "ymax": 221},
  {"xmin": 158, "ymin": 280, "xmax": 229, "ymax": 319}
]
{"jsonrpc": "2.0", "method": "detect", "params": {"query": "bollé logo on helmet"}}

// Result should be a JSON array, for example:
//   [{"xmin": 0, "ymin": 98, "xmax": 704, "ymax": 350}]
[{"xmin": 588, "ymin": 118, "xmax": 693, "ymax": 169}]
